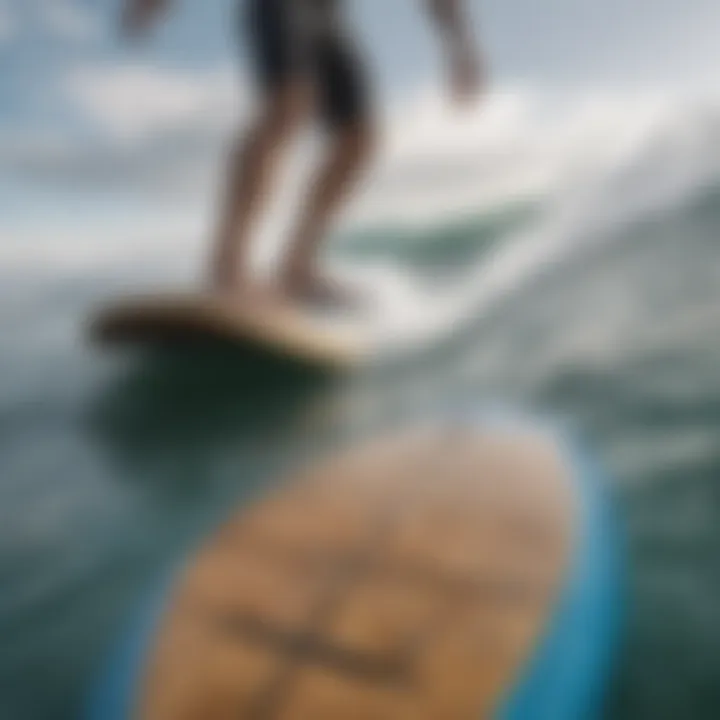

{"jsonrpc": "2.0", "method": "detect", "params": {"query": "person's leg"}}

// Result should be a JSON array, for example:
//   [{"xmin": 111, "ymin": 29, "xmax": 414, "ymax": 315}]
[
  {"xmin": 209, "ymin": 0, "xmax": 312, "ymax": 293},
  {"xmin": 279, "ymin": 120, "xmax": 373, "ymax": 301},
  {"xmin": 209, "ymin": 82, "xmax": 310, "ymax": 292},
  {"xmin": 279, "ymin": 30, "xmax": 375, "ymax": 303}
]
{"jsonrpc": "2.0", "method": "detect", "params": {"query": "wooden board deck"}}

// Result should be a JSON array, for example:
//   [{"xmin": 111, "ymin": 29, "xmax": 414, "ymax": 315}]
[
  {"xmin": 88, "ymin": 292, "xmax": 364, "ymax": 369},
  {"xmin": 138, "ymin": 425, "xmax": 576, "ymax": 720}
]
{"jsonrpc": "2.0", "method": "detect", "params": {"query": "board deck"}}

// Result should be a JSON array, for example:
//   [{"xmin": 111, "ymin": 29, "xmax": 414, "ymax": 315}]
[
  {"xmin": 88, "ymin": 292, "xmax": 365, "ymax": 369},
  {"xmin": 133, "ymin": 424, "xmax": 579, "ymax": 720}
]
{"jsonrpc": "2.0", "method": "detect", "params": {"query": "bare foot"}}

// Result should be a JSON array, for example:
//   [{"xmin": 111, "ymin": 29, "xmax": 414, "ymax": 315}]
[
  {"xmin": 282, "ymin": 273, "xmax": 363, "ymax": 311},
  {"xmin": 209, "ymin": 272, "xmax": 277, "ymax": 304}
]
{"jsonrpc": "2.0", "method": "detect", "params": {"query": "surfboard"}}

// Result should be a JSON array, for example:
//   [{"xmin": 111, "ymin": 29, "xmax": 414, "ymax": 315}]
[
  {"xmin": 87, "ymin": 412, "xmax": 621, "ymax": 720},
  {"xmin": 88, "ymin": 292, "xmax": 366, "ymax": 369}
]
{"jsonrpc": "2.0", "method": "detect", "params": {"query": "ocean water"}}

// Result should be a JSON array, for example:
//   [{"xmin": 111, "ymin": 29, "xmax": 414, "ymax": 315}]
[{"xmin": 2, "ymin": 99, "xmax": 720, "ymax": 718}]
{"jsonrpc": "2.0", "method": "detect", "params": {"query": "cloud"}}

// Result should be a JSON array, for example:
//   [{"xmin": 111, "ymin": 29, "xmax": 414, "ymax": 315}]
[
  {"xmin": 0, "ymin": 1, "xmax": 16, "ymax": 43},
  {"xmin": 0, "ymin": 62, "xmax": 243, "ymax": 199},
  {"xmin": 36, "ymin": 0, "xmax": 100, "ymax": 42},
  {"xmin": 65, "ymin": 62, "xmax": 240, "ymax": 143}
]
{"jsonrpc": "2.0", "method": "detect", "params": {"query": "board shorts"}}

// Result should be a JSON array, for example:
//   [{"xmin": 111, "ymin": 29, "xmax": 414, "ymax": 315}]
[{"xmin": 242, "ymin": 0, "xmax": 370, "ymax": 129}]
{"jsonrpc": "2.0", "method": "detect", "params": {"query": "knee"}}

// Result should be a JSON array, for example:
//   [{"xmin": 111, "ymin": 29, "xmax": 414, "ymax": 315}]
[
  {"xmin": 258, "ymin": 83, "xmax": 311, "ymax": 142},
  {"xmin": 336, "ymin": 120, "xmax": 377, "ymax": 166}
]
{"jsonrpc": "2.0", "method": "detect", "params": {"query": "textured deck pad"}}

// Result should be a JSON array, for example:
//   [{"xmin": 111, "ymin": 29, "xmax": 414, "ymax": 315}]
[
  {"xmin": 89, "ymin": 293, "xmax": 363, "ymax": 368},
  {"xmin": 139, "ymin": 425, "xmax": 576, "ymax": 719}
]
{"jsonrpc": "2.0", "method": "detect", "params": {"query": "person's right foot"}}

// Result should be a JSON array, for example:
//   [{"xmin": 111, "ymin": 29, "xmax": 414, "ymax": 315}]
[
  {"xmin": 282, "ymin": 272, "xmax": 364, "ymax": 312},
  {"xmin": 209, "ymin": 262, "xmax": 266, "ymax": 298}
]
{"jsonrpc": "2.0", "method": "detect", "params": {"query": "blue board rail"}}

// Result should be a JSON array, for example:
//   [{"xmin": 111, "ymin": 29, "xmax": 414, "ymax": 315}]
[{"xmin": 86, "ymin": 411, "xmax": 623, "ymax": 720}]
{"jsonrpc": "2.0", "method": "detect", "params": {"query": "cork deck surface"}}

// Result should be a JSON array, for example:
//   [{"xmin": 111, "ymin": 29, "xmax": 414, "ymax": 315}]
[
  {"xmin": 138, "ymin": 425, "xmax": 576, "ymax": 720},
  {"xmin": 89, "ymin": 292, "xmax": 363, "ymax": 368}
]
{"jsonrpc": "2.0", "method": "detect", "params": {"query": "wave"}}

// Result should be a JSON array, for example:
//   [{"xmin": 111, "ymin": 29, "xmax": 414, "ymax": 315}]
[
  {"xmin": 335, "ymin": 199, "xmax": 538, "ymax": 276},
  {"xmin": 324, "ymin": 87, "xmax": 720, "ymax": 355},
  {"xmin": 4, "ymin": 84, "xmax": 720, "ymax": 364}
]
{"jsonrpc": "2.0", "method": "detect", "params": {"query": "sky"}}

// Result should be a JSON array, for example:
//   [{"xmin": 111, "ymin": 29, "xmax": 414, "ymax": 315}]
[{"xmin": 1, "ymin": 0, "xmax": 720, "ymax": 274}]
